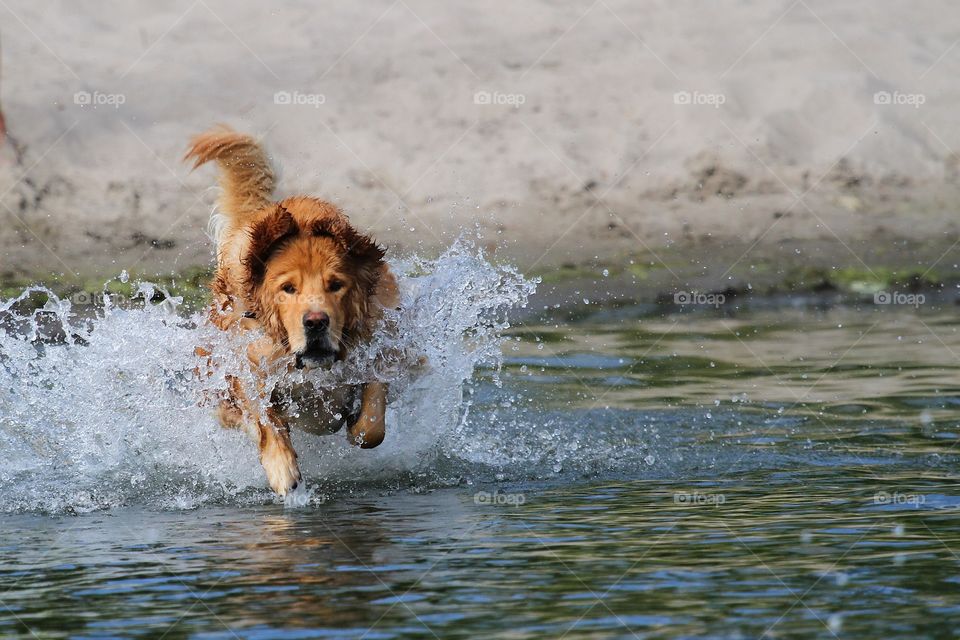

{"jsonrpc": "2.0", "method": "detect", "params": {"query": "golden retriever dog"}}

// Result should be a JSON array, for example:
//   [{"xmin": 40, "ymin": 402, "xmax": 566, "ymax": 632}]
[{"xmin": 185, "ymin": 126, "xmax": 399, "ymax": 496}]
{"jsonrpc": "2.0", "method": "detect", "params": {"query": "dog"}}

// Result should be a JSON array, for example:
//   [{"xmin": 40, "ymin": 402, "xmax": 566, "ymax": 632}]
[{"xmin": 185, "ymin": 126, "xmax": 399, "ymax": 496}]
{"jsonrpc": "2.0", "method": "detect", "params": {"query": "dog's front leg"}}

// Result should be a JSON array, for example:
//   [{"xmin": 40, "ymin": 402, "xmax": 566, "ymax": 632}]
[
  {"xmin": 347, "ymin": 382, "xmax": 387, "ymax": 448},
  {"xmin": 258, "ymin": 406, "xmax": 301, "ymax": 496},
  {"xmin": 245, "ymin": 337, "xmax": 301, "ymax": 495}
]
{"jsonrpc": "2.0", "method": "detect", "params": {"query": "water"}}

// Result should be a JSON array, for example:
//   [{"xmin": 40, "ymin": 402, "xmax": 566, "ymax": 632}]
[
  {"xmin": 0, "ymin": 243, "xmax": 535, "ymax": 513},
  {"xmin": 2, "ymin": 254, "xmax": 960, "ymax": 637}
]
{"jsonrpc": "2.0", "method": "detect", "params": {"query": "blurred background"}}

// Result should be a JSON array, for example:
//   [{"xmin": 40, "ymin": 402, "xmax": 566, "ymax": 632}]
[{"xmin": 1, "ymin": 0, "xmax": 959, "ymax": 299}]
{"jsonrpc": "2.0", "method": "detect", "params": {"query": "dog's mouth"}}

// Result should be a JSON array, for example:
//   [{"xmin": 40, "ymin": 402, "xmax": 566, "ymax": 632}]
[{"xmin": 294, "ymin": 340, "xmax": 338, "ymax": 370}]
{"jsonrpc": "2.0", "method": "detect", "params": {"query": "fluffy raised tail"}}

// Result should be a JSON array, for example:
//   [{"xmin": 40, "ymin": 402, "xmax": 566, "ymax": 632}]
[{"xmin": 184, "ymin": 126, "xmax": 275, "ymax": 222}]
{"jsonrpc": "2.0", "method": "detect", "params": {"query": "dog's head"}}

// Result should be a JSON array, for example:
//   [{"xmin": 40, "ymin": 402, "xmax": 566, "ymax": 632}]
[{"xmin": 242, "ymin": 201, "xmax": 385, "ymax": 369}]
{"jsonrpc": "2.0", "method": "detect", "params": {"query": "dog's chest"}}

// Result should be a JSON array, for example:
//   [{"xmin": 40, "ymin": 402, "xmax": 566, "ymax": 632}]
[{"xmin": 273, "ymin": 381, "xmax": 361, "ymax": 435}]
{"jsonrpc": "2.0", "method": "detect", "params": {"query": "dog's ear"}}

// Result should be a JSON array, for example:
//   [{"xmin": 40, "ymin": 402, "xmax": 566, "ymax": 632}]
[
  {"xmin": 346, "ymin": 230, "xmax": 387, "ymax": 296},
  {"xmin": 344, "ymin": 231, "xmax": 386, "ymax": 336},
  {"xmin": 243, "ymin": 204, "xmax": 299, "ymax": 290}
]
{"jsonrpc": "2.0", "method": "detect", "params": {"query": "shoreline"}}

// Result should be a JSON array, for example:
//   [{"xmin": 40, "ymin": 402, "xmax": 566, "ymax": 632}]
[{"xmin": 5, "ymin": 234, "xmax": 958, "ymax": 317}]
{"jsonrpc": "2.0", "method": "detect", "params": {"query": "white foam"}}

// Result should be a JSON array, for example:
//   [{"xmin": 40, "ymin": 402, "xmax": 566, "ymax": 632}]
[{"xmin": 0, "ymin": 241, "xmax": 536, "ymax": 513}]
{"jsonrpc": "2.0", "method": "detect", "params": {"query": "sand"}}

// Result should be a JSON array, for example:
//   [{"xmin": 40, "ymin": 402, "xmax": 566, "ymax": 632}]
[{"xmin": 1, "ymin": 0, "xmax": 959, "ymax": 295}]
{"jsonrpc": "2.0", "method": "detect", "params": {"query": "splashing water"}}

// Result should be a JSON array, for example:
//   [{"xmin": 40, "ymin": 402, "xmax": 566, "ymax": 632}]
[{"xmin": 0, "ymin": 243, "xmax": 536, "ymax": 513}]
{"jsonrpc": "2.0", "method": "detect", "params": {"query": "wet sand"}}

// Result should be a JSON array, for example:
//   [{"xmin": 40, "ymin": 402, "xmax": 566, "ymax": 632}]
[{"xmin": 1, "ymin": 0, "xmax": 958, "ymax": 298}]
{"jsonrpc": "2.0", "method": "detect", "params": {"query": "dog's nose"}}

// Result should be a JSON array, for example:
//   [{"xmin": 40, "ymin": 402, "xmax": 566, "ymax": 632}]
[{"xmin": 303, "ymin": 311, "xmax": 329, "ymax": 331}]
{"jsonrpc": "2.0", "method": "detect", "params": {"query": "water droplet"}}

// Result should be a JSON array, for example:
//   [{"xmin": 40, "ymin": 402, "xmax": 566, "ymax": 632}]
[{"xmin": 828, "ymin": 614, "xmax": 842, "ymax": 633}]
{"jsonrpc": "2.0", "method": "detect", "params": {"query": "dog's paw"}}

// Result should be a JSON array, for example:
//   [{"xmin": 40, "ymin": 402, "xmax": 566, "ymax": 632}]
[
  {"xmin": 260, "ymin": 440, "xmax": 301, "ymax": 496},
  {"xmin": 347, "ymin": 415, "xmax": 385, "ymax": 449}
]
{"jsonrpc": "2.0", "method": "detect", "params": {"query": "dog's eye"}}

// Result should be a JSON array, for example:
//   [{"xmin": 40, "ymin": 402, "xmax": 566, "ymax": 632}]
[
  {"xmin": 281, "ymin": 283, "xmax": 297, "ymax": 294},
  {"xmin": 328, "ymin": 280, "xmax": 344, "ymax": 292}
]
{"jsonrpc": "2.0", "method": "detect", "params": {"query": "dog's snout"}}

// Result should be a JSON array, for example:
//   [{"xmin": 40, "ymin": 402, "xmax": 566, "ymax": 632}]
[{"xmin": 303, "ymin": 311, "xmax": 330, "ymax": 331}]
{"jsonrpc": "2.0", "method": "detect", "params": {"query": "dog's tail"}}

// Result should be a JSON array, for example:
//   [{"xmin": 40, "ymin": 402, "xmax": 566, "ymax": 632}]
[{"xmin": 184, "ymin": 126, "xmax": 275, "ymax": 222}]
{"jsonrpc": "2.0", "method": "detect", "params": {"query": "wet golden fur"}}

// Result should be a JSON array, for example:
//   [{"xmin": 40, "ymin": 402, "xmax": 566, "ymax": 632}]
[{"xmin": 186, "ymin": 126, "xmax": 399, "ymax": 495}]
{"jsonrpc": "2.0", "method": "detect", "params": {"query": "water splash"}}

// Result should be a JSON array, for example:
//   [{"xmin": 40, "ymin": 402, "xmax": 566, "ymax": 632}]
[{"xmin": 0, "ymin": 242, "xmax": 536, "ymax": 513}]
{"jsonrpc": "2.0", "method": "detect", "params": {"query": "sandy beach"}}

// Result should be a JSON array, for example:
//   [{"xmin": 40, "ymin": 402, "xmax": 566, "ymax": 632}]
[{"xmin": 1, "ymin": 0, "xmax": 959, "ymax": 297}]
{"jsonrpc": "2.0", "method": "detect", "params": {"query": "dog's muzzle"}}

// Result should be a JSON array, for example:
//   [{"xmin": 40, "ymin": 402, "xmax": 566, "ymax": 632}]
[
  {"xmin": 295, "ymin": 346, "xmax": 337, "ymax": 370},
  {"xmin": 296, "ymin": 311, "xmax": 337, "ymax": 369}
]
